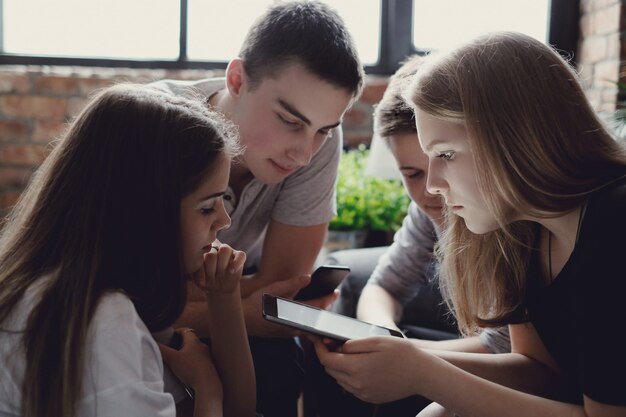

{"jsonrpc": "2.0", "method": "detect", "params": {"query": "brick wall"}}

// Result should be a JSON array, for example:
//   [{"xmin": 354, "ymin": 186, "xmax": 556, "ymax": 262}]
[
  {"xmin": 0, "ymin": 1, "xmax": 623, "ymax": 213},
  {"xmin": 0, "ymin": 66, "xmax": 221, "ymax": 211},
  {"xmin": 578, "ymin": 0, "xmax": 625, "ymax": 113}
]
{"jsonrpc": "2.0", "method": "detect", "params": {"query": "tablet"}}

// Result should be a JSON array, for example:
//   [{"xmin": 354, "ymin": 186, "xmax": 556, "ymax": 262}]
[{"xmin": 262, "ymin": 294, "xmax": 406, "ymax": 342}]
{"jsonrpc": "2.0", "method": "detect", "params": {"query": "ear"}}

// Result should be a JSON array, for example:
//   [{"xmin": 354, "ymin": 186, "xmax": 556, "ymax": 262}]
[{"xmin": 225, "ymin": 58, "xmax": 247, "ymax": 99}]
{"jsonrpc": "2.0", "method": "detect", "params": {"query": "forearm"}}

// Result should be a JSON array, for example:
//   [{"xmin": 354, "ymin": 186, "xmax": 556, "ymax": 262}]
[
  {"xmin": 412, "ymin": 335, "xmax": 489, "ymax": 352},
  {"xmin": 175, "ymin": 301, "xmax": 214, "ymax": 336},
  {"xmin": 193, "ymin": 381, "xmax": 224, "ymax": 417},
  {"xmin": 414, "ymin": 352, "xmax": 584, "ymax": 417},
  {"xmin": 356, "ymin": 284, "xmax": 402, "ymax": 328},
  {"xmin": 207, "ymin": 291, "xmax": 256, "ymax": 417},
  {"xmin": 423, "ymin": 349, "xmax": 563, "ymax": 398}
]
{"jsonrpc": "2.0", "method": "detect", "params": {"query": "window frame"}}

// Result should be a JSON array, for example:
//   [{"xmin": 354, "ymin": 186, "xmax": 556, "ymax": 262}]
[{"xmin": 0, "ymin": 0, "xmax": 579, "ymax": 75}]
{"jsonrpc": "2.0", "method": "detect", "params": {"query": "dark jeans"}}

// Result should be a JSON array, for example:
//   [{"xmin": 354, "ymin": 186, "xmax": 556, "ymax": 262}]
[{"xmin": 305, "ymin": 247, "xmax": 458, "ymax": 417}]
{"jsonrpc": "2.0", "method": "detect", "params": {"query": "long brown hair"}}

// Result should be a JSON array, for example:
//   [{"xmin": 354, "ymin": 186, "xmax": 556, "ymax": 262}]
[
  {"xmin": 0, "ymin": 84, "xmax": 238, "ymax": 417},
  {"xmin": 407, "ymin": 32, "xmax": 626, "ymax": 334}
]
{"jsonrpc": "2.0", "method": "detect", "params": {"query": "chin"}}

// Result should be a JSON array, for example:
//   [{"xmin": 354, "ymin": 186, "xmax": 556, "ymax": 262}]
[
  {"xmin": 251, "ymin": 165, "xmax": 287, "ymax": 185},
  {"xmin": 463, "ymin": 219, "xmax": 499, "ymax": 235}
]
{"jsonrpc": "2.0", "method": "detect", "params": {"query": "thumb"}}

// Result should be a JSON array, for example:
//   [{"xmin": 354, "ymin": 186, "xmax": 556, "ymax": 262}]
[
  {"xmin": 339, "ymin": 337, "xmax": 385, "ymax": 354},
  {"xmin": 157, "ymin": 342, "xmax": 175, "ymax": 363},
  {"xmin": 264, "ymin": 274, "xmax": 311, "ymax": 298}
]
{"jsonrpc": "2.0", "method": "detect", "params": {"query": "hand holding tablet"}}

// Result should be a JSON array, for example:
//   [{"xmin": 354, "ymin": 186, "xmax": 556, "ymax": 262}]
[{"xmin": 262, "ymin": 294, "xmax": 405, "ymax": 342}]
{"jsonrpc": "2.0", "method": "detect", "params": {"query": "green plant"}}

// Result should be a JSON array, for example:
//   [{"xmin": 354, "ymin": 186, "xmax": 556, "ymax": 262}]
[{"xmin": 330, "ymin": 144, "xmax": 410, "ymax": 231}]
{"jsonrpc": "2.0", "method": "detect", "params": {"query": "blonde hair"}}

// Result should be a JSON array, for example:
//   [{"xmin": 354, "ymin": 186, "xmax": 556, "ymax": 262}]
[{"xmin": 406, "ymin": 32, "xmax": 626, "ymax": 334}]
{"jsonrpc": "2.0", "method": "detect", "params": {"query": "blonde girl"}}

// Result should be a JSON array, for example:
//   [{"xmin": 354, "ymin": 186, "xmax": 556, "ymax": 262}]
[{"xmin": 315, "ymin": 32, "xmax": 626, "ymax": 417}]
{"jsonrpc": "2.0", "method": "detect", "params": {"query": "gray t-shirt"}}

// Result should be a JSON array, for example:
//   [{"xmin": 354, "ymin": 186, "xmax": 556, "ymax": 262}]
[
  {"xmin": 368, "ymin": 202, "xmax": 511, "ymax": 353},
  {"xmin": 152, "ymin": 78, "xmax": 341, "ymax": 267}
]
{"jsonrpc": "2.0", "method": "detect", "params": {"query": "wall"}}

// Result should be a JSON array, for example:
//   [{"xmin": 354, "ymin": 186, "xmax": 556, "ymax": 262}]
[
  {"xmin": 578, "ymin": 0, "xmax": 625, "ymax": 113},
  {"xmin": 0, "ymin": 0, "xmax": 623, "ymax": 213},
  {"xmin": 0, "ymin": 67, "xmax": 221, "ymax": 211}
]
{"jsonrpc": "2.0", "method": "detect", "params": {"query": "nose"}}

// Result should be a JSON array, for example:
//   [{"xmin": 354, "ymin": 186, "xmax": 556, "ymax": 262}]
[
  {"xmin": 423, "ymin": 186, "xmax": 437, "ymax": 197},
  {"xmin": 215, "ymin": 201, "xmax": 232, "ymax": 232},
  {"xmin": 286, "ymin": 137, "xmax": 315, "ymax": 167},
  {"xmin": 426, "ymin": 163, "xmax": 446, "ymax": 196}
]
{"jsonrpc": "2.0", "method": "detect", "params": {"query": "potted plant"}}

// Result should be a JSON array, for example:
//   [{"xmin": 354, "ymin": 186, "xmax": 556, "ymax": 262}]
[{"xmin": 327, "ymin": 144, "xmax": 410, "ymax": 251}]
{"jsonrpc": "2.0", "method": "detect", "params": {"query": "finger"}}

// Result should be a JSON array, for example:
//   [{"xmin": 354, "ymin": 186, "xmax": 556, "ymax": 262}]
[
  {"xmin": 201, "ymin": 251, "xmax": 218, "ymax": 286},
  {"xmin": 324, "ymin": 366, "xmax": 355, "ymax": 389},
  {"xmin": 229, "ymin": 250, "xmax": 246, "ymax": 274},
  {"xmin": 313, "ymin": 339, "xmax": 332, "ymax": 361},
  {"xmin": 215, "ymin": 244, "xmax": 234, "ymax": 275},
  {"xmin": 339, "ymin": 337, "xmax": 386, "ymax": 354},
  {"xmin": 177, "ymin": 327, "xmax": 199, "ymax": 347},
  {"xmin": 157, "ymin": 342, "xmax": 176, "ymax": 362}
]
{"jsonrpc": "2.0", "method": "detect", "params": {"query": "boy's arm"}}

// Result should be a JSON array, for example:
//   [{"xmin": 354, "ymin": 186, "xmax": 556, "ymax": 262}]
[
  {"xmin": 356, "ymin": 284, "xmax": 403, "ymax": 329},
  {"xmin": 239, "ymin": 220, "xmax": 333, "ymax": 337},
  {"xmin": 241, "ymin": 220, "xmax": 327, "ymax": 296}
]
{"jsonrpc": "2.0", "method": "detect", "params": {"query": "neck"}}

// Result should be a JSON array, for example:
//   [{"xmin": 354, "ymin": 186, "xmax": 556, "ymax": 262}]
[
  {"xmin": 538, "ymin": 205, "xmax": 585, "ymax": 280},
  {"xmin": 209, "ymin": 89, "xmax": 253, "ymax": 196},
  {"xmin": 538, "ymin": 206, "xmax": 584, "ymax": 248},
  {"xmin": 229, "ymin": 158, "xmax": 253, "ymax": 198},
  {"xmin": 208, "ymin": 88, "xmax": 232, "ymax": 115}
]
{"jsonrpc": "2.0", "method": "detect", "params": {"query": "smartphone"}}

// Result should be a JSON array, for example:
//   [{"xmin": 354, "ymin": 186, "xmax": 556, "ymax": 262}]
[
  {"xmin": 262, "ymin": 294, "xmax": 406, "ymax": 342},
  {"xmin": 294, "ymin": 265, "xmax": 351, "ymax": 301}
]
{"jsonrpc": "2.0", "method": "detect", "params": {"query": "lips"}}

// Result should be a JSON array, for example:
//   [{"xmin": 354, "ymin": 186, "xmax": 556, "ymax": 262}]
[
  {"xmin": 424, "ymin": 204, "xmax": 443, "ymax": 210},
  {"xmin": 270, "ymin": 159, "xmax": 296, "ymax": 174}
]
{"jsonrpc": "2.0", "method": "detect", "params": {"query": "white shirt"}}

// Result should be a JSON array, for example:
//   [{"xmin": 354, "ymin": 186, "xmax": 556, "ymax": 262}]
[{"xmin": 0, "ymin": 279, "xmax": 176, "ymax": 417}]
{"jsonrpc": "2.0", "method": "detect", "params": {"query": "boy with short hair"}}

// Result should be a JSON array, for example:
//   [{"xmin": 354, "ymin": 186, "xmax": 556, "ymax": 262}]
[{"xmin": 154, "ymin": 2, "xmax": 364, "ymax": 415}]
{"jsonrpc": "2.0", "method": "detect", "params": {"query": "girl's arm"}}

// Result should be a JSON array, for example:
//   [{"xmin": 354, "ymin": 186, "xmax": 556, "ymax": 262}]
[
  {"xmin": 315, "ymin": 335, "xmax": 624, "ymax": 417},
  {"xmin": 414, "ymin": 323, "xmax": 561, "ymax": 397},
  {"xmin": 198, "ymin": 245, "xmax": 256, "ymax": 417},
  {"xmin": 159, "ymin": 330, "xmax": 224, "ymax": 417}
]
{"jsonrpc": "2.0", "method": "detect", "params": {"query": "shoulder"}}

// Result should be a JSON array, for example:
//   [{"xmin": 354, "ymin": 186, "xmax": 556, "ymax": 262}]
[
  {"xmin": 150, "ymin": 77, "xmax": 226, "ymax": 99},
  {"xmin": 310, "ymin": 132, "xmax": 342, "ymax": 166},
  {"xmin": 583, "ymin": 175, "xmax": 626, "ymax": 240},
  {"xmin": 402, "ymin": 202, "xmax": 437, "ymax": 241},
  {"xmin": 88, "ymin": 291, "xmax": 158, "ymax": 362},
  {"xmin": 81, "ymin": 292, "xmax": 173, "ymax": 411},
  {"xmin": 92, "ymin": 291, "xmax": 142, "ymax": 325}
]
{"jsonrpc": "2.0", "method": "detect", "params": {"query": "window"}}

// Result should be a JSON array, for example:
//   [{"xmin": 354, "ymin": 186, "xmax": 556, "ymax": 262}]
[
  {"xmin": 413, "ymin": 0, "xmax": 550, "ymax": 51},
  {"xmin": 0, "ymin": 0, "xmax": 578, "ymax": 74},
  {"xmin": 2, "ymin": 0, "xmax": 179, "ymax": 59},
  {"xmin": 187, "ymin": 0, "xmax": 380, "ymax": 65}
]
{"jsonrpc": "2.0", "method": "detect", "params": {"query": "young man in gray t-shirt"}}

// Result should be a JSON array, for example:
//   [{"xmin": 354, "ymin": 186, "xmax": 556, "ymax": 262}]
[{"xmin": 154, "ymin": 2, "xmax": 364, "ymax": 416}]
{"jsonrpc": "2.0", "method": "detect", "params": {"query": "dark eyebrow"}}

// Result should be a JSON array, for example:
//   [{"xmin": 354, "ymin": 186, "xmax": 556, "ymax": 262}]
[
  {"xmin": 278, "ymin": 99, "xmax": 341, "ymax": 131},
  {"xmin": 198, "ymin": 191, "xmax": 225, "ymax": 202}
]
